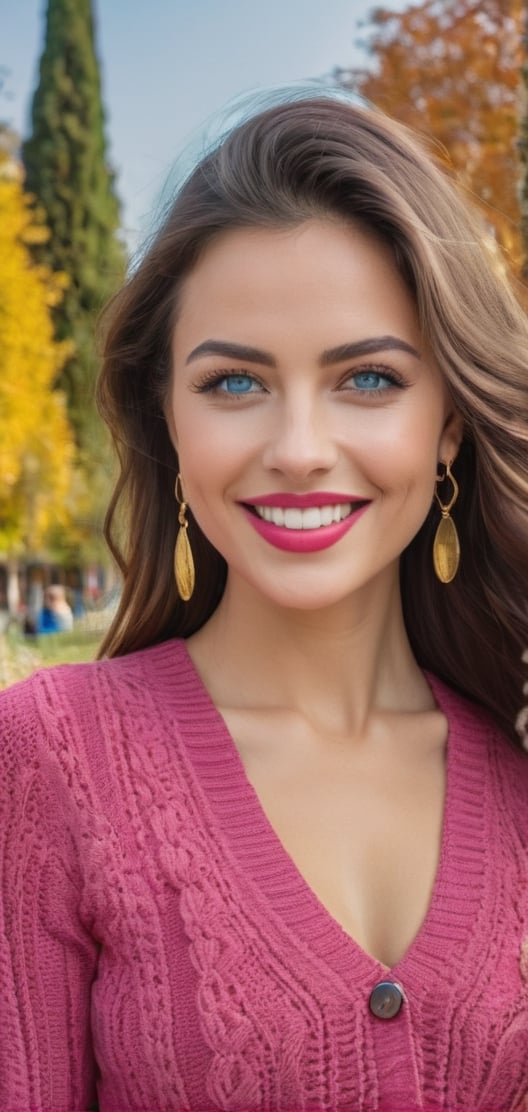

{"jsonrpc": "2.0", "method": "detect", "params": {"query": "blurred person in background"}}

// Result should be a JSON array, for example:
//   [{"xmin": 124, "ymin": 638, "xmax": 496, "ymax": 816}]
[{"xmin": 36, "ymin": 584, "xmax": 74, "ymax": 634}]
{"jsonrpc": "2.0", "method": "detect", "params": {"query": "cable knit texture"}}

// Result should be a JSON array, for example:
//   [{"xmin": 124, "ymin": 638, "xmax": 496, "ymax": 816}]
[{"xmin": 1, "ymin": 639, "xmax": 527, "ymax": 1112}]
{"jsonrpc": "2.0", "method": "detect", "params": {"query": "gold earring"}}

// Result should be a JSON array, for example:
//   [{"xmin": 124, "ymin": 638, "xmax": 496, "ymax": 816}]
[
  {"xmin": 174, "ymin": 474, "xmax": 195, "ymax": 601},
  {"xmin": 433, "ymin": 461, "xmax": 460, "ymax": 583}
]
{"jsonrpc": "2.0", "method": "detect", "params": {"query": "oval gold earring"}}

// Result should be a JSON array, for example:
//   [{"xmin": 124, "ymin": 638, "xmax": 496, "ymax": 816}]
[
  {"xmin": 174, "ymin": 474, "xmax": 195, "ymax": 601},
  {"xmin": 433, "ymin": 461, "xmax": 460, "ymax": 584}
]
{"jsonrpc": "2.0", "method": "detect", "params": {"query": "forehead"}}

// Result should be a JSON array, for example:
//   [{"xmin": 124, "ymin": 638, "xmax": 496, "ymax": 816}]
[{"xmin": 173, "ymin": 219, "xmax": 422, "ymax": 354}]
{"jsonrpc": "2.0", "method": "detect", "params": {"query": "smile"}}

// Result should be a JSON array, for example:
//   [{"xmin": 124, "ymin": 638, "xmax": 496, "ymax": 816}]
[
  {"xmin": 254, "ymin": 503, "xmax": 352, "ymax": 529},
  {"xmin": 240, "ymin": 495, "xmax": 371, "ymax": 554}
]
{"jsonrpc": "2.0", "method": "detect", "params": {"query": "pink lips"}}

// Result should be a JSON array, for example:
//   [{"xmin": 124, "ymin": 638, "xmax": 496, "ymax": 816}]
[{"xmin": 240, "ymin": 493, "xmax": 371, "ymax": 554}]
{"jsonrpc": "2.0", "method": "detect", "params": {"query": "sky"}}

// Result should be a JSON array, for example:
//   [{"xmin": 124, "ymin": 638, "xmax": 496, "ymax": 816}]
[{"xmin": 4, "ymin": 0, "xmax": 404, "ymax": 248}]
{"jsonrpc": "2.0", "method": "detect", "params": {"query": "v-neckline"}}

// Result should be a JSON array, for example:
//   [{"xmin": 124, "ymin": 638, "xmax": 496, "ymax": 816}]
[{"xmin": 165, "ymin": 640, "xmax": 488, "ymax": 992}]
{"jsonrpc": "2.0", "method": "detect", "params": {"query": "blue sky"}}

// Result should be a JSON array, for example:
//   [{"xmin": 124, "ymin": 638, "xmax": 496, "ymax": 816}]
[{"xmin": 4, "ymin": 0, "xmax": 404, "ymax": 247}]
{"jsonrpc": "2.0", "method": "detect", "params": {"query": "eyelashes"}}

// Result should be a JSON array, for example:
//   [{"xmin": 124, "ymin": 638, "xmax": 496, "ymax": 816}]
[
  {"xmin": 191, "ymin": 369, "xmax": 266, "ymax": 396},
  {"xmin": 339, "ymin": 366, "xmax": 407, "ymax": 393},
  {"xmin": 191, "ymin": 364, "xmax": 409, "ymax": 398}
]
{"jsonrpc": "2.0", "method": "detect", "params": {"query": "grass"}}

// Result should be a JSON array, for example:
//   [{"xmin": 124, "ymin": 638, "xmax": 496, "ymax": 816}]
[
  {"xmin": 32, "ymin": 628, "xmax": 102, "ymax": 666},
  {"xmin": 0, "ymin": 625, "xmax": 103, "ymax": 689}
]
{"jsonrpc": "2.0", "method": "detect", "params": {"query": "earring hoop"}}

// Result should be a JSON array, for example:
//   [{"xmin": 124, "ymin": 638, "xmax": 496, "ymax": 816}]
[
  {"xmin": 433, "ymin": 461, "xmax": 460, "ymax": 583},
  {"xmin": 174, "ymin": 474, "xmax": 195, "ymax": 601}
]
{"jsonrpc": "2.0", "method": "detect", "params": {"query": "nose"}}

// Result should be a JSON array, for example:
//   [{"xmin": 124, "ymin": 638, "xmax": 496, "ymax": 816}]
[{"xmin": 262, "ymin": 396, "xmax": 338, "ymax": 480}]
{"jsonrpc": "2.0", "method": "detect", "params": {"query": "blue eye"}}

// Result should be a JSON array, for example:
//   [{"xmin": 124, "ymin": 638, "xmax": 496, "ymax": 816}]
[
  {"xmin": 351, "ymin": 370, "xmax": 395, "ymax": 391},
  {"xmin": 193, "ymin": 369, "xmax": 267, "ymax": 398},
  {"xmin": 219, "ymin": 374, "xmax": 258, "ymax": 394}
]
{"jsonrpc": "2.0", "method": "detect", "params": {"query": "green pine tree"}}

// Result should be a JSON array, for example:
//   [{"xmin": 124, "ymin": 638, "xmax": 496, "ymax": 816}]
[{"xmin": 22, "ymin": 0, "xmax": 125, "ymax": 453}]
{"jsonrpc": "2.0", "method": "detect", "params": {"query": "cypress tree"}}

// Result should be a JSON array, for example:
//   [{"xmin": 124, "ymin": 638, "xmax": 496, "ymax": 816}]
[{"xmin": 22, "ymin": 0, "xmax": 125, "ymax": 452}]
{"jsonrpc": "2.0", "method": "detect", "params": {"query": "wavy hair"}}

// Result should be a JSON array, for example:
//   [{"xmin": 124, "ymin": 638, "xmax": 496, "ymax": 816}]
[{"xmin": 96, "ymin": 96, "xmax": 528, "ymax": 746}]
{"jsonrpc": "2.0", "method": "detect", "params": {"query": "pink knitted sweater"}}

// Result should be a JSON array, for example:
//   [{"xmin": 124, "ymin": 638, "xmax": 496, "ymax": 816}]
[{"xmin": 1, "ymin": 639, "xmax": 527, "ymax": 1112}]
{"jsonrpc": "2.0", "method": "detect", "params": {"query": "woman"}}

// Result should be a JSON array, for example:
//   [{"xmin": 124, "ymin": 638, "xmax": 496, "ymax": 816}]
[{"xmin": 1, "ymin": 96, "xmax": 527, "ymax": 1112}]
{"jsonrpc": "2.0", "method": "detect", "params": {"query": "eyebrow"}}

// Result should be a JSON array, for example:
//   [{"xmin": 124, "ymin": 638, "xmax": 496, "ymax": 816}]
[
  {"xmin": 185, "ymin": 335, "xmax": 421, "ymax": 367},
  {"xmin": 186, "ymin": 340, "xmax": 276, "ymax": 367},
  {"xmin": 320, "ymin": 336, "xmax": 421, "ymax": 365}
]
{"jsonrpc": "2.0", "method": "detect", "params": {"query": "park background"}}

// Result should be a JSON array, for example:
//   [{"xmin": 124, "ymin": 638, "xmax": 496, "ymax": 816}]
[{"xmin": 1, "ymin": 0, "xmax": 526, "ymax": 685}]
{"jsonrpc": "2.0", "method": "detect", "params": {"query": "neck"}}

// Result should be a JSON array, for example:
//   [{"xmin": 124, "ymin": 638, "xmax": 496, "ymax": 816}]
[{"xmin": 187, "ymin": 568, "xmax": 434, "ymax": 733}]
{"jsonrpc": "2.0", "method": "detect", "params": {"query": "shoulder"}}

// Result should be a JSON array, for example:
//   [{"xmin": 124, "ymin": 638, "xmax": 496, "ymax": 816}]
[
  {"xmin": 0, "ymin": 639, "xmax": 205, "ymax": 849},
  {"xmin": 0, "ymin": 638, "xmax": 192, "ymax": 765},
  {"xmin": 427, "ymin": 672, "xmax": 528, "ymax": 830},
  {"xmin": 426, "ymin": 670, "xmax": 526, "ymax": 753},
  {"xmin": 1, "ymin": 638, "xmax": 189, "ymax": 712}
]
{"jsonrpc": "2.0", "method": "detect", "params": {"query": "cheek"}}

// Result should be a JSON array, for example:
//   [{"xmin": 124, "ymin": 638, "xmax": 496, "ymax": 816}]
[
  {"xmin": 173, "ymin": 392, "xmax": 261, "ymax": 474},
  {"xmin": 172, "ymin": 418, "xmax": 246, "ymax": 515},
  {"xmin": 348, "ymin": 405, "xmax": 445, "ymax": 491}
]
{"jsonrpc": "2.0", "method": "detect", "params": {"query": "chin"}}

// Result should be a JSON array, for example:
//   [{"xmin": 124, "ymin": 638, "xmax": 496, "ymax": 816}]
[{"xmin": 252, "ymin": 581, "xmax": 363, "ymax": 613}]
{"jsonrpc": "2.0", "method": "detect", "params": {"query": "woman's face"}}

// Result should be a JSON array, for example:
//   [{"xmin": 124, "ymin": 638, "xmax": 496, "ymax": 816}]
[{"xmin": 166, "ymin": 219, "xmax": 462, "ymax": 611}]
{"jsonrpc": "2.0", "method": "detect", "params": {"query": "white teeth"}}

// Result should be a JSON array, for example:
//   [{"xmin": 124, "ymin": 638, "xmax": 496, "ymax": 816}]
[
  {"xmin": 254, "ymin": 502, "xmax": 353, "ymax": 529},
  {"xmin": 284, "ymin": 508, "xmax": 303, "ymax": 529},
  {"xmin": 301, "ymin": 507, "xmax": 322, "ymax": 530}
]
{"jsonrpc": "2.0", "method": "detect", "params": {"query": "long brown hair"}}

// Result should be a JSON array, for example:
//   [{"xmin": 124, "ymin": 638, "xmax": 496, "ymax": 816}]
[{"xmin": 96, "ymin": 96, "xmax": 528, "ymax": 746}]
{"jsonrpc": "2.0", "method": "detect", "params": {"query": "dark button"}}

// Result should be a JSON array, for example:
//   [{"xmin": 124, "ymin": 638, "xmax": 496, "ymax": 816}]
[{"xmin": 369, "ymin": 981, "xmax": 404, "ymax": 1019}]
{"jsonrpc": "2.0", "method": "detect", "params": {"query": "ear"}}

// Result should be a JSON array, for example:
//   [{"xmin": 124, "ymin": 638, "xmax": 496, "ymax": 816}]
[{"xmin": 439, "ymin": 405, "xmax": 464, "ymax": 466}]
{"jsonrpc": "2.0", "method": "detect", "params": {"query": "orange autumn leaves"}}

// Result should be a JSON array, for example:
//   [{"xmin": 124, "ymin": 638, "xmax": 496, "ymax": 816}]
[{"xmin": 338, "ymin": 0, "xmax": 525, "ymax": 277}]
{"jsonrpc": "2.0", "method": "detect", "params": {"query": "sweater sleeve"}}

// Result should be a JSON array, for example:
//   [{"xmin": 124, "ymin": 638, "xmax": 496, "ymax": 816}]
[{"xmin": 0, "ymin": 673, "xmax": 99, "ymax": 1112}]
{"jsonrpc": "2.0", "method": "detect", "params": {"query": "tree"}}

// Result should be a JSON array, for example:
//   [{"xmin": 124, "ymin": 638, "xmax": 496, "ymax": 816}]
[
  {"xmin": 22, "ymin": 0, "xmax": 125, "ymax": 452},
  {"xmin": 520, "ymin": 3, "xmax": 528, "ymax": 276},
  {"xmin": 0, "ymin": 130, "xmax": 74, "ymax": 561},
  {"xmin": 336, "ymin": 0, "xmax": 524, "ymax": 274}
]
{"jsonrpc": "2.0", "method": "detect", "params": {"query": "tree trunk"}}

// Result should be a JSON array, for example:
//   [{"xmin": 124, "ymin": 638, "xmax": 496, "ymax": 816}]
[{"xmin": 6, "ymin": 559, "xmax": 20, "ymax": 616}]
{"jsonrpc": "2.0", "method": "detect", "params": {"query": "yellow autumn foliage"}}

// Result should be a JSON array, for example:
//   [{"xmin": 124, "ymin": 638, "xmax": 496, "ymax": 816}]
[{"xmin": 0, "ymin": 140, "xmax": 75, "ymax": 554}]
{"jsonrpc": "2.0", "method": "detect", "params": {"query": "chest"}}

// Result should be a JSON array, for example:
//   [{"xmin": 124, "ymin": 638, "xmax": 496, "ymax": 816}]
[{"xmin": 222, "ymin": 707, "xmax": 447, "ymax": 968}]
